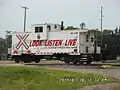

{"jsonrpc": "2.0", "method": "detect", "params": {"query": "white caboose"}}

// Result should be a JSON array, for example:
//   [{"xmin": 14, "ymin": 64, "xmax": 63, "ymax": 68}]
[{"xmin": 10, "ymin": 21, "xmax": 101, "ymax": 64}]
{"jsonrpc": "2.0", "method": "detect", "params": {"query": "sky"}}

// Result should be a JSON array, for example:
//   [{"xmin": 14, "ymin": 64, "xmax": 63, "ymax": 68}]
[{"xmin": 0, "ymin": 0, "xmax": 120, "ymax": 38}]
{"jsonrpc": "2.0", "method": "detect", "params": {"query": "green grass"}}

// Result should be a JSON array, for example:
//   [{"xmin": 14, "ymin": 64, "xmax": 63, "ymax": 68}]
[{"xmin": 0, "ymin": 66, "xmax": 119, "ymax": 90}]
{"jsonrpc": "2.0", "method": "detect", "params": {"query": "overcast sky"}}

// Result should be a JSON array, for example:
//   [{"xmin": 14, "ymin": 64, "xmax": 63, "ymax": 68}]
[{"xmin": 0, "ymin": 0, "xmax": 120, "ymax": 38}]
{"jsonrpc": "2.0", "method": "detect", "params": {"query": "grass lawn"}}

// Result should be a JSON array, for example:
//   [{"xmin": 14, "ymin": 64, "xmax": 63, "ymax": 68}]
[{"xmin": 0, "ymin": 66, "xmax": 119, "ymax": 90}]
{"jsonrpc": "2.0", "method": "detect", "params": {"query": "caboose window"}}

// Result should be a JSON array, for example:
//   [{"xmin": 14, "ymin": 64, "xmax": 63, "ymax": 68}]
[
  {"xmin": 47, "ymin": 25, "xmax": 51, "ymax": 31},
  {"xmin": 86, "ymin": 46, "xmax": 88, "ymax": 53},
  {"xmin": 86, "ymin": 34, "xmax": 89, "ymax": 42},
  {"xmin": 35, "ymin": 27, "xmax": 43, "ymax": 33},
  {"xmin": 39, "ymin": 27, "xmax": 43, "ymax": 32},
  {"xmin": 35, "ymin": 27, "xmax": 39, "ymax": 33},
  {"xmin": 91, "ymin": 37, "xmax": 94, "ymax": 42},
  {"xmin": 54, "ymin": 25, "xmax": 57, "ymax": 29}
]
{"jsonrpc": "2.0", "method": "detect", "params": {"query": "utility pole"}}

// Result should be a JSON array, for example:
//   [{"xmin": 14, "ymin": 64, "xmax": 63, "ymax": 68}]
[
  {"xmin": 22, "ymin": 6, "xmax": 29, "ymax": 32},
  {"xmin": 100, "ymin": 6, "xmax": 103, "ymax": 47},
  {"xmin": 100, "ymin": 6, "xmax": 105, "ymax": 63}
]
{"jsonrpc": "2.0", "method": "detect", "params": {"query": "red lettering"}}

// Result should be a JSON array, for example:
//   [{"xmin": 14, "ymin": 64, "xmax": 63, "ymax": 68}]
[
  {"xmin": 46, "ymin": 40, "xmax": 53, "ymax": 46},
  {"xmin": 30, "ymin": 39, "xmax": 70, "ymax": 47},
  {"xmin": 55, "ymin": 40, "xmax": 58, "ymax": 46},
  {"xmin": 36, "ymin": 40, "xmax": 39, "ymax": 46},
  {"xmin": 53, "ymin": 40, "xmax": 63, "ymax": 46},
  {"xmin": 32, "ymin": 40, "xmax": 37, "ymax": 46},
  {"xmin": 37, "ymin": 40, "xmax": 42, "ymax": 46},
  {"xmin": 65, "ymin": 40, "xmax": 68, "ymax": 46},
  {"xmin": 40, "ymin": 40, "xmax": 43, "ymax": 46},
  {"xmin": 48, "ymin": 40, "xmax": 53, "ymax": 46},
  {"xmin": 31, "ymin": 40, "xmax": 43, "ymax": 46},
  {"xmin": 65, "ymin": 39, "xmax": 77, "ymax": 46},
  {"xmin": 54, "ymin": 40, "xmax": 57, "ymax": 46},
  {"xmin": 68, "ymin": 39, "xmax": 73, "ymax": 46},
  {"xmin": 52, "ymin": 40, "xmax": 56, "ymax": 46},
  {"xmin": 73, "ymin": 39, "xmax": 77, "ymax": 46},
  {"xmin": 44, "ymin": 40, "xmax": 64, "ymax": 46},
  {"xmin": 59, "ymin": 40, "xmax": 63, "ymax": 46},
  {"xmin": 44, "ymin": 40, "xmax": 48, "ymax": 46},
  {"xmin": 65, "ymin": 39, "xmax": 72, "ymax": 46}
]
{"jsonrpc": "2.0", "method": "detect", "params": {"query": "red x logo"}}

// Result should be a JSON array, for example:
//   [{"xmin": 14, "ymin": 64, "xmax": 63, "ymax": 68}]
[{"xmin": 16, "ymin": 34, "xmax": 29, "ymax": 50}]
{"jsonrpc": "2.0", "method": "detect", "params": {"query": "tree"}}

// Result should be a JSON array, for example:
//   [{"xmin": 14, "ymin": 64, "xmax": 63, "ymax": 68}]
[
  {"xmin": 0, "ymin": 37, "xmax": 7, "ymax": 55},
  {"xmin": 115, "ymin": 27, "xmax": 118, "ymax": 35},
  {"xmin": 119, "ymin": 26, "xmax": 120, "ymax": 34},
  {"xmin": 5, "ymin": 31, "xmax": 12, "ymax": 54},
  {"xmin": 103, "ymin": 29, "xmax": 113, "ymax": 35},
  {"xmin": 80, "ymin": 22, "xmax": 86, "ymax": 29},
  {"xmin": 0, "ymin": 31, "xmax": 12, "ymax": 59},
  {"xmin": 101, "ymin": 29, "xmax": 120, "ymax": 59}
]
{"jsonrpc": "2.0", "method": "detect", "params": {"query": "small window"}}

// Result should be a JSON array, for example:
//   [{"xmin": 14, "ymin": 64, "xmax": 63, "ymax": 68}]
[
  {"xmin": 47, "ymin": 25, "xmax": 51, "ymax": 31},
  {"xmin": 86, "ymin": 34, "xmax": 89, "ymax": 42},
  {"xmin": 54, "ymin": 25, "xmax": 57, "ymax": 29},
  {"xmin": 39, "ymin": 27, "xmax": 43, "ymax": 32},
  {"xmin": 35, "ymin": 27, "xmax": 39, "ymax": 33},
  {"xmin": 86, "ymin": 46, "xmax": 88, "ymax": 53},
  {"xmin": 35, "ymin": 27, "xmax": 43, "ymax": 33},
  {"xmin": 91, "ymin": 37, "xmax": 94, "ymax": 42},
  {"xmin": 94, "ymin": 35, "xmax": 97, "ymax": 38}
]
